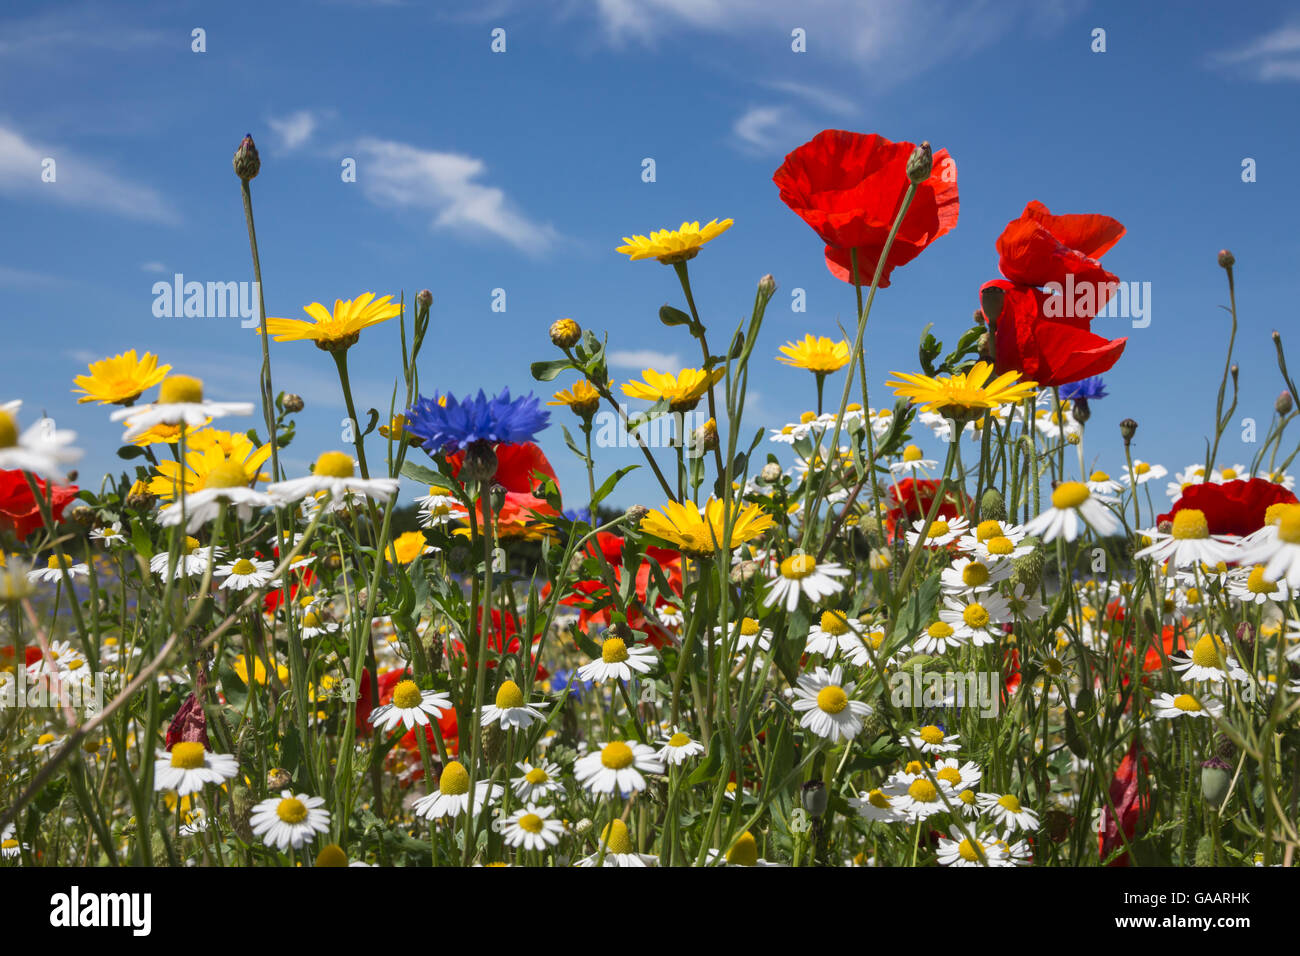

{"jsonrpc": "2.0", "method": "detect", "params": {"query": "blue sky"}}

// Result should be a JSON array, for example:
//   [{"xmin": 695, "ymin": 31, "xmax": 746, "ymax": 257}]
[{"xmin": 4, "ymin": 0, "xmax": 1300, "ymax": 508}]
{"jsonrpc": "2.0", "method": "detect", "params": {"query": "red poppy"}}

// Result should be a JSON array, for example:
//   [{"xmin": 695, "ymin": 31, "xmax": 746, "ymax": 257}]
[
  {"xmin": 996, "ymin": 200, "xmax": 1125, "ymax": 295},
  {"xmin": 1157, "ymin": 478, "xmax": 1297, "ymax": 537},
  {"xmin": 883, "ymin": 478, "xmax": 970, "ymax": 544},
  {"xmin": 1099, "ymin": 739, "xmax": 1149, "ymax": 866},
  {"xmin": 551, "ymin": 531, "xmax": 683, "ymax": 647},
  {"xmin": 0, "ymin": 470, "xmax": 79, "ymax": 541},
  {"xmin": 0, "ymin": 645, "xmax": 43, "ymax": 668},
  {"xmin": 263, "ymin": 566, "xmax": 317, "ymax": 614},
  {"xmin": 773, "ymin": 130, "xmax": 959, "ymax": 288},
  {"xmin": 165, "ymin": 693, "xmax": 211, "ymax": 751},
  {"xmin": 447, "ymin": 442, "xmax": 558, "ymax": 495},
  {"xmin": 362, "ymin": 668, "xmax": 460, "ymax": 767}
]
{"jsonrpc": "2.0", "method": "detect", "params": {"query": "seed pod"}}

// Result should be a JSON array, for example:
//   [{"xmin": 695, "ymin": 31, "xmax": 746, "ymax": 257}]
[
  {"xmin": 980, "ymin": 487, "xmax": 1007, "ymax": 522},
  {"xmin": 233, "ymin": 134, "xmax": 260, "ymax": 181},
  {"xmin": 1201, "ymin": 757, "xmax": 1233, "ymax": 809}
]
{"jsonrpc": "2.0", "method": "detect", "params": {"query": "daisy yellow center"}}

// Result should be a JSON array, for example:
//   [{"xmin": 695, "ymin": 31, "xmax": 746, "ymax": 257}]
[
  {"xmin": 739, "ymin": 618, "xmax": 760, "ymax": 636},
  {"xmin": 1221, "ymin": 468, "xmax": 1238, "ymax": 479},
  {"xmin": 276, "ymin": 797, "xmax": 308, "ymax": 824},
  {"xmin": 37, "ymin": 733, "xmax": 55, "ymax": 746},
  {"xmin": 302, "ymin": 611, "xmax": 321, "ymax": 628},
  {"xmin": 963, "ymin": 604, "xmax": 990, "ymax": 628},
  {"xmin": 726, "ymin": 831, "xmax": 758, "ymax": 866},
  {"xmin": 1264, "ymin": 502, "xmax": 1293, "ymax": 526},
  {"xmin": 1171, "ymin": 509, "xmax": 1209, "ymax": 540},
  {"xmin": 816, "ymin": 685, "xmax": 848, "ymax": 714},
  {"xmin": 518, "ymin": 813, "xmax": 544, "ymax": 834},
  {"xmin": 959, "ymin": 789, "xmax": 977, "ymax": 805},
  {"xmin": 601, "ymin": 637, "xmax": 629, "ymax": 663},
  {"xmin": 976, "ymin": 519, "xmax": 1003, "ymax": 541},
  {"xmin": 903, "ymin": 445, "xmax": 923, "ymax": 462},
  {"xmin": 1246, "ymin": 566, "xmax": 1277, "ymax": 594},
  {"xmin": 182, "ymin": 536, "xmax": 201, "ymax": 556},
  {"xmin": 439, "ymin": 761, "xmax": 469, "ymax": 795},
  {"xmin": 1090, "ymin": 470, "xmax": 1110, "ymax": 482},
  {"xmin": 867, "ymin": 789, "xmax": 892, "ymax": 809},
  {"xmin": 524, "ymin": 767, "xmax": 548, "ymax": 784},
  {"xmin": 780, "ymin": 425, "xmax": 794, "ymax": 435},
  {"xmin": 1185, "ymin": 587, "xmax": 1201, "ymax": 604},
  {"xmin": 668, "ymin": 732, "xmax": 690, "ymax": 747},
  {"xmin": 1173, "ymin": 694, "xmax": 1202, "ymax": 712},
  {"xmin": 158, "ymin": 374, "xmax": 204, "ymax": 404},
  {"xmin": 907, "ymin": 779, "xmax": 938, "ymax": 803},
  {"xmin": 927, "ymin": 621, "xmax": 954, "ymax": 640},
  {"xmin": 1192, "ymin": 634, "xmax": 1226, "ymax": 669},
  {"xmin": 997, "ymin": 794, "xmax": 1022, "ymax": 813},
  {"xmin": 937, "ymin": 767, "xmax": 962, "ymax": 787},
  {"xmin": 1, "ymin": 839, "xmax": 17, "ymax": 850},
  {"xmin": 1135, "ymin": 462, "xmax": 1151, "ymax": 475},
  {"xmin": 231, "ymin": 559, "xmax": 257, "ymax": 575},
  {"xmin": 601, "ymin": 741, "xmax": 635, "ymax": 769},
  {"xmin": 919, "ymin": 725, "xmax": 946, "ymax": 745},
  {"xmin": 0, "ymin": 411, "xmax": 17, "ymax": 448},
  {"xmin": 46, "ymin": 554, "xmax": 73, "ymax": 570},
  {"xmin": 819, "ymin": 611, "xmax": 850, "ymax": 636},
  {"xmin": 780, "ymin": 554, "xmax": 817, "ymax": 579},
  {"xmin": 602, "ymin": 818, "xmax": 634, "ymax": 855},
  {"xmin": 1277, "ymin": 507, "xmax": 1300, "ymax": 545},
  {"xmin": 927, "ymin": 520, "xmax": 950, "ymax": 538},
  {"xmin": 315, "ymin": 844, "xmax": 348, "ymax": 867},
  {"xmin": 392, "ymin": 679, "xmax": 423, "ymax": 710},
  {"xmin": 958, "ymin": 839, "xmax": 982, "ymax": 862},
  {"xmin": 1051, "ymin": 482, "xmax": 1090, "ymax": 509},
  {"xmin": 986, "ymin": 536, "xmax": 1014, "ymax": 556},
  {"xmin": 314, "ymin": 451, "xmax": 355, "ymax": 478},
  {"xmin": 205, "ymin": 460, "xmax": 250, "ymax": 489},
  {"xmin": 904, "ymin": 761, "xmax": 925, "ymax": 775},
  {"xmin": 800, "ymin": 411, "xmax": 817, "ymax": 424},
  {"xmin": 962, "ymin": 562, "xmax": 990, "ymax": 587},
  {"xmin": 495, "ymin": 680, "xmax": 524, "ymax": 709},
  {"xmin": 170, "ymin": 741, "xmax": 206, "ymax": 769}
]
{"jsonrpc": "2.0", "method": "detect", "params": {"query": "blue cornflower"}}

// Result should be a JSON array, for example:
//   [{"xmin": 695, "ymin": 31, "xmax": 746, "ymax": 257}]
[
  {"xmin": 563, "ymin": 506, "xmax": 593, "ymax": 525},
  {"xmin": 405, "ymin": 388, "xmax": 550, "ymax": 454},
  {"xmin": 1058, "ymin": 376, "xmax": 1108, "ymax": 401}
]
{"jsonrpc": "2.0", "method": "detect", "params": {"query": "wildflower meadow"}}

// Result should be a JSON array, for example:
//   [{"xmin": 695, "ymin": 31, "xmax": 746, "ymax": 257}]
[{"xmin": 1, "ymin": 5, "xmax": 1296, "ymax": 920}]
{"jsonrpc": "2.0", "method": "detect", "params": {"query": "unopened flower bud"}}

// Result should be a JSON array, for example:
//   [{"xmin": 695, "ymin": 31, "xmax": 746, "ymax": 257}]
[
  {"xmin": 1119, "ymin": 418, "xmax": 1138, "ymax": 445},
  {"xmin": 979, "ymin": 285, "xmax": 1005, "ymax": 327},
  {"xmin": 693, "ymin": 417, "xmax": 718, "ymax": 452},
  {"xmin": 549, "ymin": 318, "xmax": 581, "ymax": 349},
  {"xmin": 624, "ymin": 504, "xmax": 649, "ymax": 525},
  {"xmin": 233, "ymin": 134, "xmax": 260, "ymax": 181},
  {"xmin": 801, "ymin": 780, "xmax": 828, "ymax": 818},
  {"xmin": 906, "ymin": 141, "xmax": 933, "ymax": 184},
  {"xmin": 1072, "ymin": 398, "xmax": 1091, "ymax": 424},
  {"xmin": 489, "ymin": 482, "xmax": 507, "ymax": 511},
  {"xmin": 460, "ymin": 441, "xmax": 498, "ymax": 483},
  {"xmin": 980, "ymin": 487, "xmax": 1006, "ymax": 522},
  {"xmin": 266, "ymin": 767, "xmax": 291, "ymax": 791},
  {"xmin": 758, "ymin": 274, "xmax": 776, "ymax": 296},
  {"xmin": 730, "ymin": 560, "xmax": 760, "ymax": 584},
  {"xmin": 283, "ymin": 393, "xmax": 304, "ymax": 413},
  {"xmin": 1277, "ymin": 391, "xmax": 1294, "ymax": 416},
  {"xmin": 760, "ymin": 462, "xmax": 783, "ymax": 484},
  {"xmin": 69, "ymin": 504, "xmax": 93, "ymax": 525},
  {"xmin": 416, "ymin": 289, "xmax": 433, "ymax": 309},
  {"xmin": 1217, "ymin": 249, "xmax": 1235, "ymax": 269},
  {"xmin": 66, "ymin": 470, "xmax": 78, "ymax": 483},
  {"xmin": 1200, "ymin": 756, "xmax": 1233, "ymax": 809}
]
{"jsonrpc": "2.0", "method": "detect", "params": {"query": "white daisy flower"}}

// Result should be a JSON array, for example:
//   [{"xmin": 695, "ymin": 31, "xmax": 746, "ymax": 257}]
[
  {"xmin": 768, "ymin": 423, "xmax": 799, "ymax": 445},
  {"xmin": 655, "ymin": 604, "xmax": 684, "ymax": 629},
  {"xmin": 1135, "ymin": 509, "xmax": 1238, "ymax": 569},
  {"xmin": 413, "ymin": 761, "xmax": 503, "ymax": 820},
  {"xmin": 869, "ymin": 407, "xmax": 895, "ymax": 439},
  {"xmin": 977, "ymin": 792, "xmax": 1039, "ymax": 832},
  {"xmin": 249, "ymin": 790, "xmax": 331, "ymax": 850},
  {"xmin": 803, "ymin": 609, "xmax": 863, "ymax": 657},
  {"xmin": 479, "ymin": 679, "xmax": 548, "ymax": 730},
  {"xmin": 26, "ymin": 554, "xmax": 89, "ymax": 584},
  {"xmin": 656, "ymin": 728, "xmax": 704, "ymax": 766},
  {"xmin": 1085, "ymin": 470, "xmax": 1124, "ymax": 500},
  {"xmin": 577, "ymin": 636, "xmax": 656, "ymax": 683},
  {"xmin": 911, "ymin": 620, "xmax": 968, "ymax": 656},
  {"xmin": 936, "ymin": 825, "xmax": 1012, "ymax": 867},
  {"xmin": 158, "ymin": 468, "xmax": 274, "ymax": 532},
  {"xmin": 1150, "ymin": 691, "xmax": 1224, "ymax": 720},
  {"xmin": 1171, "ymin": 633, "xmax": 1249, "ymax": 685},
  {"xmin": 89, "ymin": 522, "xmax": 126, "ymax": 546},
  {"xmin": 1236, "ymin": 506, "xmax": 1300, "ymax": 587},
  {"xmin": 266, "ymin": 451, "xmax": 399, "ymax": 507},
  {"xmin": 153, "ymin": 743, "xmax": 239, "ymax": 796},
  {"xmin": 0, "ymin": 402, "xmax": 82, "ymax": 483},
  {"xmin": 939, "ymin": 593, "xmax": 1010, "ymax": 647},
  {"xmin": 933, "ymin": 757, "xmax": 983, "ymax": 792},
  {"xmin": 510, "ymin": 760, "xmax": 564, "ymax": 801},
  {"xmin": 940, "ymin": 556, "xmax": 1009, "ymax": 594},
  {"xmin": 298, "ymin": 608, "xmax": 339, "ymax": 640},
  {"xmin": 1212, "ymin": 463, "xmax": 1249, "ymax": 483},
  {"xmin": 150, "ymin": 538, "xmax": 222, "ymax": 580},
  {"xmin": 215, "ymin": 557, "xmax": 279, "ymax": 591},
  {"xmin": 899, "ymin": 724, "xmax": 961, "ymax": 754},
  {"xmin": 887, "ymin": 774, "xmax": 956, "ymax": 822},
  {"xmin": 368, "ymin": 678, "xmax": 452, "ymax": 732},
  {"xmin": 764, "ymin": 554, "xmax": 849, "ymax": 613},
  {"xmin": 716, "ymin": 617, "xmax": 773, "ymax": 652},
  {"xmin": 2, "ymin": 823, "xmax": 28, "ymax": 859},
  {"xmin": 848, "ymin": 788, "xmax": 906, "ymax": 823},
  {"xmin": 791, "ymin": 665, "xmax": 872, "ymax": 743},
  {"xmin": 842, "ymin": 626, "xmax": 889, "ymax": 668},
  {"xmin": 906, "ymin": 514, "xmax": 970, "ymax": 549},
  {"xmin": 501, "ymin": 804, "xmax": 565, "ymax": 852},
  {"xmin": 1004, "ymin": 582, "xmax": 1047, "ymax": 619},
  {"xmin": 1121, "ymin": 460, "xmax": 1167, "ymax": 486},
  {"xmin": 417, "ymin": 493, "xmax": 460, "ymax": 528},
  {"xmin": 1021, "ymin": 481, "xmax": 1119, "ymax": 542},
  {"xmin": 889, "ymin": 444, "xmax": 938, "ymax": 476},
  {"xmin": 573, "ymin": 740, "xmax": 664, "ymax": 796},
  {"xmin": 576, "ymin": 818, "xmax": 657, "ymax": 867},
  {"xmin": 110, "ymin": 375, "xmax": 252, "ymax": 441}
]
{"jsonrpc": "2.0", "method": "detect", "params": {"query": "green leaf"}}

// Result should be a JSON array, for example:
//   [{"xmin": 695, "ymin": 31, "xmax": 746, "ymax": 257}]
[
  {"xmin": 530, "ymin": 358, "xmax": 573, "ymax": 382},
  {"xmin": 591, "ymin": 465, "xmax": 639, "ymax": 509},
  {"xmin": 686, "ymin": 732, "xmax": 724, "ymax": 785},
  {"xmin": 400, "ymin": 460, "xmax": 455, "ymax": 490},
  {"xmin": 659, "ymin": 305, "xmax": 692, "ymax": 327},
  {"xmin": 115, "ymin": 445, "xmax": 146, "ymax": 461}
]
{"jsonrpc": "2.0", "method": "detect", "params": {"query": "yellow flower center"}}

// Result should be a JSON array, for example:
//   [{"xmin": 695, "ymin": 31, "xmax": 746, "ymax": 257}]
[
  {"xmin": 315, "ymin": 844, "xmax": 348, "ymax": 867},
  {"xmin": 518, "ymin": 813, "xmax": 544, "ymax": 834},
  {"xmin": 919, "ymin": 725, "xmax": 946, "ymax": 745},
  {"xmin": 1, "ymin": 839, "xmax": 18, "ymax": 851},
  {"xmin": 903, "ymin": 445, "xmax": 923, "ymax": 462},
  {"xmin": 601, "ymin": 818, "xmax": 634, "ymax": 855},
  {"xmin": 668, "ymin": 732, "xmax": 690, "ymax": 747},
  {"xmin": 1135, "ymin": 462, "xmax": 1151, "ymax": 475},
  {"xmin": 819, "ymin": 611, "xmax": 850, "ymax": 636},
  {"xmin": 170, "ymin": 741, "xmax": 206, "ymax": 769},
  {"xmin": 975, "ymin": 519, "xmax": 1003, "ymax": 542},
  {"xmin": 1191, "ymin": 634, "xmax": 1226, "ymax": 669},
  {"xmin": 314, "ymin": 451, "xmax": 356, "ymax": 479},
  {"xmin": 601, "ymin": 637, "xmax": 629, "ymax": 663},
  {"xmin": 439, "ymin": 760, "xmax": 469, "ymax": 795},
  {"xmin": 600, "ymin": 741, "xmax": 635, "ymax": 769},
  {"xmin": 1245, "ymin": 566, "xmax": 1277, "ymax": 595},
  {"xmin": 495, "ymin": 680, "xmax": 524, "ymax": 709},
  {"xmin": 739, "ymin": 618, "xmax": 760, "ymax": 636},
  {"xmin": 37, "ymin": 733, "xmax": 55, "ymax": 746},
  {"xmin": 927, "ymin": 621, "xmax": 954, "ymax": 640},
  {"xmin": 867, "ymin": 789, "xmax": 891, "ymax": 809},
  {"xmin": 1173, "ymin": 694, "xmax": 1202, "ymax": 712},
  {"xmin": 524, "ymin": 767, "xmax": 548, "ymax": 784},
  {"xmin": 908, "ymin": 779, "xmax": 938, "ymax": 803},
  {"xmin": 726, "ymin": 831, "xmax": 758, "ymax": 866},
  {"xmin": 962, "ymin": 561, "xmax": 990, "ymax": 587},
  {"xmin": 779, "ymin": 554, "xmax": 817, "ymax": 579},
  {"xmin": 182, "ymin": 536, "xmax": 201, "ymax": 556},
  {"xmin": 986, "ymin": 535, "xmax": 1014, "ymax": 556},
  {"xmin": 230, "ymin": 558, "xmax": 257, "ymax": 575},
  {"xmin": 302, "ymin": 610, "xmax": 321, "ymax": 628},
  {"xmin": 1185, "ymin": 587, "xmax": 1201, "ymax": 604},
  {"xmin": 205, "ymin": 460, "xmax": 250, "ymax": 489},
  {"xmin": 937, "ymin": 767, "xmax": 963, "ymax": 787},
  {"xmin": 46, "ymin": 554, "xmax": 73, "ymax": 570},
  {"xmin": 1277, "ymin": 506, "xmax": 1300, "ymax": 545},
  {"xmin": 927, "ymin": 520, "xmax": 950, "ymax": 538},
  {"xmin": 904, "ymin": 760, "xmax": 925, "ymax": 775},
  {"xmin": 1051, "ymin": 482, "xmax": 1090, "ymax": 509},
  {"xmin": 392, "ymin": 679, "xmax": 423, "ymax": 710},
  {"xmin": 959, "ymin": 789, "xmax": 977, "ymax": 805},
  {"xmin": 1171, "ymin": 509, "xmax": 1209, "ymax": 540},
  {"xmin": 276, "ymin": 797, "xmax": 308, "ymax": 824},
  {"xmin": 158, "ymin": 374, "xmax": 204, "ymax": 404},
  {"xmin": 963, "ymin": 604, "xmax": 990, "ymax": 629},
  {"xmin": 0, "ymin": 411, "xmax": 17, "ymax": 449},
  {"xmin": 799, "ymin": 411, "xmax": 817, "ymax": 424},
  {"xmin": 1090, "ymin": 470, "xmax": 1110, "ymax": 482},
  {"xmin": 1221, "ymin": 468, "xmax": 1238, "ymax": 479},
  {"xmin": 997, "ymin": 794, "xmax": 1022, "ymax": 813},
  {"xmin": 958, "ymin": 839, "xmax": 982, "ymax": 862},
  {"xmin": 816, "ymin": 685, "xmax": 848, "ymax": 714}
]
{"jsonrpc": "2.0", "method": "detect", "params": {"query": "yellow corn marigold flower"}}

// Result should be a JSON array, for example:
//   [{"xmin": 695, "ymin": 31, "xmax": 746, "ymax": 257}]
[
  {"xmin": 548, "ymin": 380, "xmax": 601, "ymax": 418},
  {"xmin": 639, "ymin": 497, "xmax": 774, "ymax": 555},
  {"xmin": 73, "ymin": 350, "xmax": 171, "ymax": 406},
  {"xmin": 148, "ymin": 437, "xmax": 272, "ymax": 502},
  {"xmin": 232, "ymin": 654, "xmax": 289, "ymax": 686},
  {"xmin": 887, "ymin": 362, "xmax": 1038, "ymax": 416},
  {"xmin": 386, "ymin": 531, "xmax": 432, "ymax": 564},
  {"xmin": 263, "ymin": 293, "xmax": 402, "ymax": 351},
  {"xmin": 621, "ymin": 367, "xmax": 725, "ymax": 412},
  {"xmin": 776, "ymin": 334, "xmax": 850, "ymax": 374},
  {"xmin": 616, "ymin": 218, "xmax": 733, "ymax": 264}
]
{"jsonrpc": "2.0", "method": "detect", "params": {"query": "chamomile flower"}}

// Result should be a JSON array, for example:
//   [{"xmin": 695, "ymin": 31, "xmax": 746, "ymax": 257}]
[
  {"xmin": 1237, "ymin": 505, "xmax": 1300, "ymax": 587},
  {"xmin": 501, "ymin": 804, "xmax": 565, "ymax": 852},
  {"xmin": 153, "ymin": 743, "xmax": 239, "ymax": 796},
  {"xmin": 249, "ymin": 790, "xmax": 331, "ymax": 850},
  {"xmin": 215, "ymin": 557, "xmax": 278, "ymax": 591},
  {"xmin": 1, "ymin": 823, "xmax": 28, "ymax": 858},
  {"xmin": 417, "ymin": 492, "xmax": 459, "ymax": 528},
  {"xmin": 932, "ymin": 757, "xmax": 983, "ymax": 792},
  {"xmin": 413, "ymin": 761, "xmax": 503, "ymax": 820},
  {"xmin": 889, "ymin": 445, "xmax": 938, "ymax": 475},
  {"xmin": 1212, "ymin": 463, "xmax": 1249, "ymax": 483},
  {"xmin": 936, "ymin": 825, "xmax": 1011, "ymax": 867},
  {"xmin": 1085, "ymin": 470, "xmax": 1124, "ymax": 500},
  {"xmin": 576, "ymin": 818, "xmax": 657, "ymax": 867},
  {"xmin": 89, "ymin": 522, "xmax": 126, "ymax": 546},
  {"xmin": 266, "ymin": 451, "xmax": 399, "ymax": 507},
  {"xmin": 26, "ymin": 554, "xmax": 89, "ymax": 584},
  {"xmin": 848, "ymin": 788, "xmax": 906, "ymax": 823},
  {"xmin": 656, "ymin": 728, "xmax": 704, "ymax": 766},
  {"xmin": 1121, "ymin": 460, "xmax": 1167, "ymax": 486},
  {"xmin": 888, "ymin": 774, "xmax": 955, "ymax": 822},
  {"xmin": 368, "ymin": 678, "xmax": 451, "ymax": 732},
  {"xmin": 842, "ymin": 626, "xmax": 888, "ymax": 668},
  {"xmin": 1171, "ymin": 633, "xmax": 1247, "ymax": 685},
  {"xmin": 804, "ymin": 610, "xmax": 861, "ymax": 657},
  {"xmin": 1150, "ymin": 691, "xmax": 1224, "ymax": 720},
  {"xmin": 1022, "ymin": 481, "xmax": 1119, "ymax": 542},
  {"xmin": 912, "ymin": 620, "xmax": 968, "ymax": 655},
  {"xmin": 577, "ymin": 636, "xmax": 657, "ymax": 683},
  {"xmin": 791, "ymin": 665, "xmax": 872, "ymax": 742},
  {"xmin": 763, "ymin": 554, "xmax": 849, "ymax": 612},
  {"xmin": 716, "ymin": 617, "xmax": 773, "ymax": 652},
  {"xmin": 150, "ymin": 537, "xmax": 222, "ymax": 580},
  {"xmin": 1135, "ymin": 509, "xmax": 1238, "ymax": 568},
  {"xmin": 0, "ymin": 402, "xmax": 83, "ymax": 483},
  {"xmin": 573, "ymin": 740, "xmax": 664, "ymax": 795},
  {"xmin": 940, "ymin": 556, "xmax": 1009, "ymax": 594},
  {"xmin": 298, "ymin": 609, "xmax": 339, "ymax": 640},
  {"xmin": 511, "ymin": 761, "xmax": 564, "ymax": 801},
  {"xmin": 157, "ymin": 462, "xmax": 274, "ymax": 532},
  {"xmin": 977, "ymin": 792, "xmax": 1039, "ymax": 832},
  {"xmin": 939, "ymin": 593, "xmax": 1010, "ymax": 646},
  {"xmin": 110, "ymin": 375, "xmax": 253, "ymax": 441},
  {"xmin": 1228, "ymin": 565, "xmax": 1291, "ymax": 605},
  {"xmin": 480, "ymin": 679, "xmax": 548, "ymax": 730},
  {"xmin": 906, "ymin": 514, "xmax": 969, "ymax": 549},
  {"xmin": 900, "ymin": 724, "xmax": 961, "ymax": 754}
]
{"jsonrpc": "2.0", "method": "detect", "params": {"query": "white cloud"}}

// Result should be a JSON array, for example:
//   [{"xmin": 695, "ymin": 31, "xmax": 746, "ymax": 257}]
[
  {"xmin": 0, "ymin": 8, "xmax": 168, "ymax": 58},
  {"xmin": 733, "ymin": 105, "xmax": 817, "ymax": 155},
  {"xmin": 0, "ymin": 122, "xmax": 178, "ymax": 223},
  {"xmin": 268, "ymin": 110, "xmax": 319, "ymax": 151},
  {"xmin": 1213, "ymin": 23, "xmax": 1300, "ymax": 81},
  {"xmin": 354, "ymin": 137, "xmax": 559, "ymax": 253},
  {"xmin": 608, "ymin": 348, "xmax": 682, "ymax": 371},
  {"xmin": 0, "ymin": 265, "xmax": 56, "ymax": 286},
  {"xmin": 140, "ymin": 261, "xmax": 167, "ymax": 273},
  {"xmin": 761, "ymin": 80, "xmax": 856, "ymax": 116}
]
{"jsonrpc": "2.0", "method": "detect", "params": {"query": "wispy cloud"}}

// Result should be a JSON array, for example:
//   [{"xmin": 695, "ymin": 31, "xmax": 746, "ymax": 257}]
[
  {"xmin": 0, "ymin": 265, "xmax": 57, "ymax": 287},
  {"xmin": 760, "ymin": 80, "xmax": 856, "ymax": 116},
  {"xmin": 140, "ymin": 261, "xmax": 167, "ymax": 274},
  {"xmin": 0, "ymin": 7, "xmax": 168, "ymax": 58},
  {"xmin": 354, "ymin": 137, "xmax": 559, "ymax": 253},
  {"xmin": 0, "ymin": 122, "xmax": 178, "ymax": 223},
  {"xmin": 268, "ymin": 110, "xmax": 320, "ymax": 151},
  {"xmin": 733, "ymin": 105, "xmax": 816, "ymax": 155},
  {"xmin": 1212, "ymin": 23, "xmax": 1300, "ymax": 81},
  {"xmin": 608, "ymin": 348, "xmax": 682, "ymax": 371}
]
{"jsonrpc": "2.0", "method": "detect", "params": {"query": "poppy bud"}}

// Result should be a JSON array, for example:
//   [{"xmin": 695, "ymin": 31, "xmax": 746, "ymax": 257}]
[
  {"xmin": 1193, "ymin": 834, "xmax": 1218, "ymax": 867},
  {"xmin": 460, "ymin": 440, "xmax": 498, "ymax": 483},
  {"xmin": 489, "ymin": 482, "xmax": 507, "ymax": 511},
  {"xmin": 758, "ymin": 274, "xmax": 777, "ymax": 296},
  {"xmin": 905, "ymin": 141, "xmax": 933, "ymax": 184},
  {"xmin": 979, "ymin": 285, "xmax": 1005, "ymax": 327},
  {"xmin": 1200, "ymin": 756, "xmax": 1232, "ymax": 809},
  {"xmin": 1277, "ymin": 391, "xmax": 1294, "ymax": 416},
  {"xmin": 980, "ymin": 488, "xmax": 1006, "ymax": 522},
  {"xmin": 233, "ymin": 134, "xmax": 260, "ymax": 181},
  {"xmin": 1217, "ymin": 249, "xmax": 1235, "ymax": 269},
  {"xmin": 416, "ymin": 289, "xmax": 433, "ymax": 309},
  {"xmin": 1119, "ymin": 418, "xmax": 1138, "ymax": 445},
  {"xmin": 549, "ymin": 318, "xmax": 582, "ymax": 349},
  {"xmin": 283, "ymin": 393, "xmax": 304, "ymax": 413},
  {"xmin": 1011, "ymin": 538, "xmax": 1043, "ymax": 593},
  {"xmin": 801, "ymin": 780, "xmax": 828, "ymax": 818}
]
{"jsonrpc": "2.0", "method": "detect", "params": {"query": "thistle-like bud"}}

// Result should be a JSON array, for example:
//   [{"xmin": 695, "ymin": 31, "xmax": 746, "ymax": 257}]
[
  {"xmin": 624, "ymin": 504, "xmax": 649, "ymax": 525},
  {"xmin": 416, "ymin": 289, "xmax": 433, "ymax": 309},
  {"xmin": 1277, "ymin": 391, "xmax": 1294, "ymax": 416},
  {"xmin": 980, "ymin": 487, "xmax": 1007, "ymax": 522},
  {"xmin": 1011, "ymin": 538, "xmax": 1043, "ymax": 593},
  {"xmin": 1201, "ymin": 757, "xmax": 1233, "ymax": 809},
  {"xmin": 69, "ymin": 504, "xmax": 94, "ymax": 525},
  {"xmin": 1119, "ymin": 418, "xmax": 1138, "ymax": 445},
  {"xmin": 758, "ymin": 274, "xmax": 777, "ymax": 296},
  {"xmin": 760, "ymin": 462, "xmax": 782, "ymax": 484},
  {"xmin": 1072, "ymin": 398, "xmax": 1091, "ymax": 424},
  {"xmin": 489, "ymin": 482, "xmax": 507, "ymax": 512},
  {"xmin": 233, "ymin": 134, "xmax": 260, "ymax": 181},
  {"xmin": 283, "ymin": 393, "xmax": 304, "ymax": 413},
  {"xmin": 906, "ymin": 141, "xmax": 933, "ymax": 184},
  {"xmin": 729, "ymin": 560, "xmax": 760, "ymax": 584},
  {"xmin": 693, "ymin": 417, "xmax": 718, "ymax": 453},
  {"xmin": 549, "ymin": 318, "xmax": 582, "ymax": 349},
  {"xmin": 1217, "ymin": 249, "xmax": 1235, "ymax": 269},
  {"xmin": 460, "ymin": 440, "xmax": 498, "ymax": 483}
]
